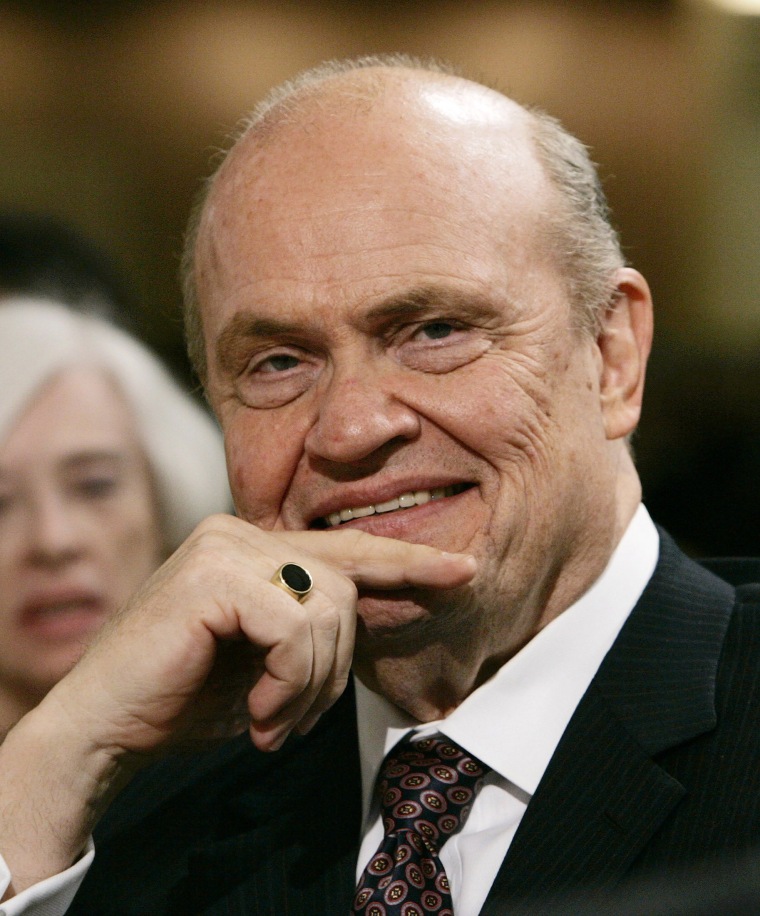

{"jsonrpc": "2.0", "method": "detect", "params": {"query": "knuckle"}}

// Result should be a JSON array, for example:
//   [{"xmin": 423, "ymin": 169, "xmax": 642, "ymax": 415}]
[
  {"xmin": 330, "ymin": 573, "xmax": 358, "ymax": 605},
  {"xmin": 192, "ymin": 513, "xmax": 231, "ymax": 538},
  {"xmin": 188, "ymin": 542, "xmax": 232, "ymax": 578},
  {"xmin": 191, "ymin": 513, "xmax": 254, "ymax": 547}
]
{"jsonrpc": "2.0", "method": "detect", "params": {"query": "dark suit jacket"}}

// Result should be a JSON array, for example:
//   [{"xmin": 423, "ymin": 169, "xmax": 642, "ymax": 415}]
[{"xmin": 69, "ymin": 531, "xmax": 760, "ymax": 914}]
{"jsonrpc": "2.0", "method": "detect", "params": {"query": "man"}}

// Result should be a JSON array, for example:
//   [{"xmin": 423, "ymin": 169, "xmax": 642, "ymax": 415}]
[{"xmin": 1, "ymin": 56, "xmax": 758, "ymax": 915}]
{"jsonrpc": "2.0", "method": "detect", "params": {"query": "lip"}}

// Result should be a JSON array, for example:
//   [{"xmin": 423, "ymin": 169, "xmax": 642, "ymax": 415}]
[
  {"xmin": 307, "ymin": 478, "xmax": 475, "ymax": 529},
  {"xmin": 18, "ymin": 585, "xmax": 108, "ymax": 641}
]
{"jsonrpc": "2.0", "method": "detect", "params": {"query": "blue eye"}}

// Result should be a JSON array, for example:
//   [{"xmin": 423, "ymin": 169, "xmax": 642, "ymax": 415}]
[{"xmin": 260, "ymin": 354, "xmax": 300, "ymax": 373}]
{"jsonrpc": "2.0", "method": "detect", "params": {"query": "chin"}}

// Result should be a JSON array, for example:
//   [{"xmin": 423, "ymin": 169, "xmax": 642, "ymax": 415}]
[
  {"xmin": 355, "ymin": 589, "xmax": 468, "ymax": 655},
  {"xmin": 356, "ymin": 591, "xmax": 434, "ymax": 639}
]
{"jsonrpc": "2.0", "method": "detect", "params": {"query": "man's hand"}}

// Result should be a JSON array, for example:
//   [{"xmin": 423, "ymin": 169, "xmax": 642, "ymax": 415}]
[
  {"xmin": 56, "ymin": 513, "xmax": 476, "ymax": 756},
  {"xmin": 0, "ymin": 514, "xmax": 476, "ymax": 896}
]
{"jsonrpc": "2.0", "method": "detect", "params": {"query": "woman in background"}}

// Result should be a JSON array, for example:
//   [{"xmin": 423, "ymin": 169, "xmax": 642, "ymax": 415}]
[{"xmin": 0, "ymin": 298, "xmax": 230, "ymax": 736}]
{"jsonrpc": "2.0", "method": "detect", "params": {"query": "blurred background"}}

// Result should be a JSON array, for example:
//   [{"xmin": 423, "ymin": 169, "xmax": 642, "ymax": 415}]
[{"xmin": 1, "ymin": 0, "xmax": 757, "ymax": 557}]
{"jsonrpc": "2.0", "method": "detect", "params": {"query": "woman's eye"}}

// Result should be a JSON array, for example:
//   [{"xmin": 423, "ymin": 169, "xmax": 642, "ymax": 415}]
[{"xmin": 77, "ymin": 477, "xmax": 118, "ymax": 499}]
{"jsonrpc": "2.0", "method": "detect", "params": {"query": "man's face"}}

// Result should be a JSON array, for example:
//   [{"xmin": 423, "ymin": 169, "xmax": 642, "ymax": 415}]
[{"xmin": 197, "ymin": 77, "xmax": 625, "ymax": 663}]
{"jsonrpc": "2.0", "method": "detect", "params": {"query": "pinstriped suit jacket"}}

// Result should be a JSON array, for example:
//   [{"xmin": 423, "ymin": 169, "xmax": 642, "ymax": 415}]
[{"xmin": 69, "ymin": 531, "xmax": 760, "ymax": 914}]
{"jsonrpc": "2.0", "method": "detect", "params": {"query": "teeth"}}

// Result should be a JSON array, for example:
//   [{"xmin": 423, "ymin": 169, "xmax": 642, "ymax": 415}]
[
  {"xmin": 323, "ymin": 485, "xmax": 463, "ymax": 528},
  {"xmin": 351, "ymin": 505, "xmax": 375, "ymax": 519}
]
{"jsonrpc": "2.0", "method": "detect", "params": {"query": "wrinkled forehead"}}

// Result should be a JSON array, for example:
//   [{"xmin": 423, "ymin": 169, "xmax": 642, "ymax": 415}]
[{"xmin": 193, "ymin": 68, "xmax": 556, "ymax": 359}]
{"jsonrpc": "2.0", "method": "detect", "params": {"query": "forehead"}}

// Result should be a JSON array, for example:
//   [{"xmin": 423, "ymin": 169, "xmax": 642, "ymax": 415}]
[
  {"xmin": 1, "ymin": 368, "xmax": 140, "ymax": 462},
  {"xmin": 196, "ymin": 71, "xmax": 556, "ymax": 358}
]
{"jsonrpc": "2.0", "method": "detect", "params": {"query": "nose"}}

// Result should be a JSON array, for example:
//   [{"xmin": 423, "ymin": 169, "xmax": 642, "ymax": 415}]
[
  {"xmin": 304, "ymin": 362, "xmax": 420, "ymax": 465},
  {"xmin": 24, "ymin": 493, "xmax": 87, "ymax": 566}
]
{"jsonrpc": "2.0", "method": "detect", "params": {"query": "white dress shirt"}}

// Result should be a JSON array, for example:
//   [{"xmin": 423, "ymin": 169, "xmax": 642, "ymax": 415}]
[
  {"xmin": 355, "ymin": 504, "xmax": 659, "ymax": 915},
  {"xmin": 0, "ymin": 842, "xmax": 93, "ymax": 916},
  {"xmin": 0, "ymin": 505, "xmax": 659, "ymax": 915}
]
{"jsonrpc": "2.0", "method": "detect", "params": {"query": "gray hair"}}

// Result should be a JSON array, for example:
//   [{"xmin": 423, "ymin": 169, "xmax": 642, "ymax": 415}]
[
  {"xmin": 0, "ymin": 298, "xmax": 231, "ymax": 550},
  {"xmin": 181, "ymin": 54, "xmax": 625, "ymax": 381}
]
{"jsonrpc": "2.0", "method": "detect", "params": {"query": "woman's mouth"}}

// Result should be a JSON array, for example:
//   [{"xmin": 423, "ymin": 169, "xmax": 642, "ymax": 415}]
[{"xmin": 19, "ymin": 592, "xmax": 107, "ymax": 640}]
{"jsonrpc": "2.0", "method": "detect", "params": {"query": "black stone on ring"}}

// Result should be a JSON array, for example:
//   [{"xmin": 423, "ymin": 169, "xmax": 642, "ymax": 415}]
[{"xmin": 271, "ymin": 563, "xmax": 313, "ymax": 601}]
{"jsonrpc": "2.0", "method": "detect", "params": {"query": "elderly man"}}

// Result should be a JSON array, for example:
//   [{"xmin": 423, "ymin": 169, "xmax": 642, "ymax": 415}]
[{"xmin": 1, "ymin": 56, "xmax": 758, "ymax": 916}]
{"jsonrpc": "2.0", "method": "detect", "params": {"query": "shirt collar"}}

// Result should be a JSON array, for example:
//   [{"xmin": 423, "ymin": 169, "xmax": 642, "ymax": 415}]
[{"xmin": 355, "ymin": 504, "xmax": 660, "ymax": 819}]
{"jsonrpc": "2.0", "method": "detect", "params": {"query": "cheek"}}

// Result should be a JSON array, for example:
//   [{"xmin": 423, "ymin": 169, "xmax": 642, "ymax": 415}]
[
  {"xmin": 224, "ymin": 413, "xmax": 304, "ymax": 526},
  {"xmin": 101, "ymin": 497, "xmax": 163, "ymax": 584},
  {"xmin": 92, "ymin": 465, "xmax": 162, "ymax": 566},
  {"xmin": 0, "ymin": 557, "xmax": 17, "ymax": 619},
  {"xmin": 420, "ymin": 361, "xmax": 556, "ymax": 463}
]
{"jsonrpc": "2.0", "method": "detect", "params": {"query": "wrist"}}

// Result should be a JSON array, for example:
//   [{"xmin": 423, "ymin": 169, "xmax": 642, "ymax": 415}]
[{"xmin": 0, "ymin": 694, "xmax": 125, "ymax": 895}]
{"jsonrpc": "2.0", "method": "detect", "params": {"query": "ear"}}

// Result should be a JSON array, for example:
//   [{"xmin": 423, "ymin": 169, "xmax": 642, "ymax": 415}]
[{"xmin": 597, "ymin": 267, "xmax": 653, "ymax": 440}]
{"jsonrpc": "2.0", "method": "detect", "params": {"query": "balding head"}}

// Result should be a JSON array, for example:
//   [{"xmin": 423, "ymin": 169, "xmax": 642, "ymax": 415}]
[{"xmin": 182, "ymin": 56, "xmax": 624, "ymax": 384}]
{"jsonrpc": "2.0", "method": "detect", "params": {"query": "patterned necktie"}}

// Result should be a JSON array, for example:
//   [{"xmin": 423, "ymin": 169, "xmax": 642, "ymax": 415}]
[{"xmin": 352, "ymin": 734, "xmax": 490, "ymax": 916}]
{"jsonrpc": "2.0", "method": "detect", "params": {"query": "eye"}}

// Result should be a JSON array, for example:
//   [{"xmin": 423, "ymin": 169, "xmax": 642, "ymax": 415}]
[
  {"xmin": 74, "ymin": 476, "xmax": 119, "ymax": 500},
  {"xmin": 396, "ymin": 319, "xmax": 491, "ymax": 373},
  {"xmin": 257, "ymin": 353, "xmax": 301, "ymax": 373},
  {"xmin": 416, "ymin": 321, "xmax": 455, "ymax": 341},
  {"xmin": 237, "ymin": 347, "xmax": 321, "ymax": 408}
]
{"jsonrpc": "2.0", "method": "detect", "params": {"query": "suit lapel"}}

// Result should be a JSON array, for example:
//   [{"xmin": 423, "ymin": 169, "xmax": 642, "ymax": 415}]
[{"xmin": 481, "ymin": 531, "xmax": 735, "ymax": 912}]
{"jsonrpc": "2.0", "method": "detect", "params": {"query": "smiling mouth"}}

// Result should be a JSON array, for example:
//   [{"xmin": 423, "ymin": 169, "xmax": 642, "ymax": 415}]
[{"xmin": 314, "ymin": 483, "xmax": 472, "ymax": 528}]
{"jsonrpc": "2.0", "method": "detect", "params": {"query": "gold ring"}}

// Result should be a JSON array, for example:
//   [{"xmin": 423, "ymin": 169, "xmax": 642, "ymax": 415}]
[{"xmin": 270, "ymin": 563, "xmax": 313, "ymax": 602}]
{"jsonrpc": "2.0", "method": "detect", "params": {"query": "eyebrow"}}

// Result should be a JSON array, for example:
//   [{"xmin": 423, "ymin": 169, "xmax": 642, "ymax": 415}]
[
  {"xmin": 0, "ymin": 451, "xmax": 127, "ymax": 486},
  {"xmin": 214, "ymin": 315, "xmax": 300, "ymax": 377},
  {"xmin": 359, "ymin": 285, "xmax": 504, "ymax": 330},
  {"xmin": 60, "ymin": 451, "xmax": 127, "ymax": 472}
]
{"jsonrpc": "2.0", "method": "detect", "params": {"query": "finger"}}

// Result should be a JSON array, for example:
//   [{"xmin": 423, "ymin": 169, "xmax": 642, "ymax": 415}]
[
  {"xmin": 235, "ymin": 586, "xmax": 315, "ymax": 720},
  {"xmin": 245, "ymin": 577, "xmax": 355, "ymax": 748},
  {"xmin": 291, "ymin": 586, "xmax": 355, "ymax": 736},
  {"xmin": 278, "ymin": 529, "xmax": 477, "ymax": 589}
]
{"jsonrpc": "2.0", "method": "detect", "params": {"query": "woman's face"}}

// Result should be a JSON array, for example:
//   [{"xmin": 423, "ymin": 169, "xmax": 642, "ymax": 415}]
[{"xmin": 0, "ymin": 367, "xmax": 164, "ymax": 709}]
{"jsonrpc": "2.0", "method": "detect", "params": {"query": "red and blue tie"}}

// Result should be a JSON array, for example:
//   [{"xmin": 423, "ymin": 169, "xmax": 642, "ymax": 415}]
[{"xmin": 352, "ymin": 734, "xmax": 490, "ymax": 916}]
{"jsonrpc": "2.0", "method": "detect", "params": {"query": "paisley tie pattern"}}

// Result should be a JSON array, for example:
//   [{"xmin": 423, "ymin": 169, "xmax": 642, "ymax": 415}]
[{"xmin": 352, "ymin": 734, "xmax": 490, "ymax": 916}]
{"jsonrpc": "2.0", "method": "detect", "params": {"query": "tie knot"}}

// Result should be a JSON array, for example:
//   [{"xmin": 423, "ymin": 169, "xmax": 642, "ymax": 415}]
[{"xmin": 376, "ymin": 735, "xmax": 489, "ymax": 854}]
